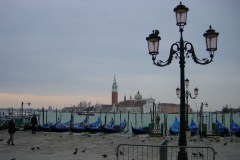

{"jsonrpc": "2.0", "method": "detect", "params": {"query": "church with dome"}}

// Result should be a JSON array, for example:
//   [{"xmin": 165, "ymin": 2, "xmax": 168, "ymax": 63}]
[{"xmin": 111, "ymin": 75, "xmax": 155, "ymax": 114}]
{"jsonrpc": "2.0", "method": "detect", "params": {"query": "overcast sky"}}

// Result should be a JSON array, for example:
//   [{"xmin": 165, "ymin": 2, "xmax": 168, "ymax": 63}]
[{"xmin": 0, "ymin": 0, "xmax": 239, "ymax": 111}]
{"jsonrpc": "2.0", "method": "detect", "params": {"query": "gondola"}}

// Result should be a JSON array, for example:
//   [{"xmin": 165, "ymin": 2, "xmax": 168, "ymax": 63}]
[
  {"xmin": 189, "ymin": 119, "xmax": 198, "ymax": 136},
  {"xmin": 85, "ymin": 117, "xmax": 103, "ymax": 133},
  {"xmin": 131, "ymin": 125, "xmax": 150, "ymax": 134},
  {"xmin": 50, "ymin": 121, "xmax": 70, "ymax": 132},
  {"xmin": 213, "ymin": 120, "xmax": 229, "ymax": 137},
  {"xmin": 231, "ymin": 121, "xmax": 240, "ymax": 137},
  {"xmin": 169, "ymin": 118, "xmax": 180, "ymax": 135},
  {"xmin": 39, "ymin": 123, "xmax": 53, "ymax": 132},
  {"xmin": 102, "ymin": 119, "xmax": 127, "ymax": 133},
  {"xmin": 70, "ymin": 116, "xmax": 88, "ymax": 133}
]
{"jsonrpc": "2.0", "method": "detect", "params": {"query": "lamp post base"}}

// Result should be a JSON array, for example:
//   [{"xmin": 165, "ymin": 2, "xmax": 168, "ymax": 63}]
[{"xmin": 177, "ymin": 150, "xmax": 188, "ymax": 160}]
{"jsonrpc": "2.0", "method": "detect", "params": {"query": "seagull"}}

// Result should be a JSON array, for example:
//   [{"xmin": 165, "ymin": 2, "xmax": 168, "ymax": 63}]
[
  {"xmin": 199, "ymin": 152, "xmax": 204, "ymax": 158},
  {"xmin": 192, "ymin": 152, "xmax": 198, "ymax": 157},
  {"xmin": 82, "ymin": 147, "xmax": 86, "ymax": 152},
  {"xmin": 102, "ymin": 154, "xmax": 108, "ymax": 158},
  {"xmin": 73, "ymin": 148, "xmax": 78, "ymax": 155},
  {"xmin": 31, "ymin": 147, "xmax": 35, "ymax": 151}
]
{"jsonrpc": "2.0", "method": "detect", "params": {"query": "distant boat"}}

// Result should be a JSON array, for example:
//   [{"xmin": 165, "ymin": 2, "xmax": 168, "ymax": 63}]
[
  {"xmin": 77, "ymin": 112, "xmax": 95, "ymax": 116},
  {"xmin": 189, "ymin": 119, "xmax": 198, "ymax": 136},
  {"xmin": 169, "ymin": 118, "xmax": 180, "ymax": 135}
]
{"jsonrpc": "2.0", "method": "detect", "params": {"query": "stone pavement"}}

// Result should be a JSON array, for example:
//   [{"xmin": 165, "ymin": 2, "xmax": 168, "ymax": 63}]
[{"xmin": 168, "ymin": 135, "xmax": 240, "ymax": 160}]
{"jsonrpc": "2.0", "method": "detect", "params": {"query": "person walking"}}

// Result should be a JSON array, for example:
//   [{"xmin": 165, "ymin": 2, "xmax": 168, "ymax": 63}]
[
  {"xmin": 7, "ymin": 118, "xmax": 16, "ymax": 146},
  {"xmin": 31, "ymin": 114, "xmax": 38, "ymax": 134}
]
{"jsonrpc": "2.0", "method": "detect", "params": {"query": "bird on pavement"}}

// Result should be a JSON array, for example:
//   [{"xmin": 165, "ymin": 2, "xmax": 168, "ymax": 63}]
[
  {"xmin": 31, "ymin": 147, "xmax": 35, "ymax": 151},
  {"xmin": 223, "ymin": 142, "xmax": 227, "ymax": 146},
  {"xmin": 36, "ymin": 147, "xmax": 40, "ymax": 150},
  {"xmin": 82, "ymin": 147, "xmax": 86, "ymax": 152},
  {"xmin": 192, "ymin": 152, "xmax": 198, "ymax": 157},
  {"xmin": 73, "ymin": 148, "xmax": 78, "ymax": 155},
  {"xmin": 199, "ymin": 152, "xmax": 204, "ymax": 158},
  {"xmin": 120, "ymin": 151, "xmax": 124, "ymax": 155},
  {"xmin": 102, "ymin": 154, "xmax": 108, "ymax": 158}
]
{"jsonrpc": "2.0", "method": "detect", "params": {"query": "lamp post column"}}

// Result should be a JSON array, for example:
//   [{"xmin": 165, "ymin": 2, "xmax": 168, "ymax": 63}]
[{"xmin": 178, "ymin": 28, "xmax": 187, "ymax": 160}]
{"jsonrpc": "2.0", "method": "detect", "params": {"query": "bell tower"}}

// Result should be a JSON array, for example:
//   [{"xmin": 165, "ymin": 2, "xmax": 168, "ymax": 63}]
[{"xmin": 112, "ymin": 75, "xmax": 118, "ymax": 105}]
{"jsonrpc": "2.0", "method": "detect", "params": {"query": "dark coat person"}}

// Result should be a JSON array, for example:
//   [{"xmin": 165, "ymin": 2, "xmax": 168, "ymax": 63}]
[
  {"xmin": 7, "ymin": 118, "xmax": 16, "ymax": 145},
  {"xmin": 31, "ymin": 114, "xmax": 38, "ymax": 134}
]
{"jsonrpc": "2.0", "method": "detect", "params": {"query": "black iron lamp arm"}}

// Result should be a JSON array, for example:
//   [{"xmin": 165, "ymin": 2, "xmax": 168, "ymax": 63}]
[
  {"xmin": 185, "ymin": 42, "xmax": 214, "ymax": 65},
  {"xmin": 152, "ymin": 43, "xmax": 179, "ymax": 67},
  {"xmin": 188, "ymin": 91, "xmax": 197, "ymax": 99}
]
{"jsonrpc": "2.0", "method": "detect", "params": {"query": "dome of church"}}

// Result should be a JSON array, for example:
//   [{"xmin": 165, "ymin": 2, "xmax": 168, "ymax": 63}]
[{"xmin": 134, "ymin": 91, "xmax": 142, "ymax": 100}]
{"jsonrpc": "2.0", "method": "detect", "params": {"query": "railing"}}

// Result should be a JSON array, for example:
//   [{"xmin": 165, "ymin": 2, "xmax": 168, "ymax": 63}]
[{"xmin": 116, "ymin": 144, "xmax": 216, "ymax": 160}]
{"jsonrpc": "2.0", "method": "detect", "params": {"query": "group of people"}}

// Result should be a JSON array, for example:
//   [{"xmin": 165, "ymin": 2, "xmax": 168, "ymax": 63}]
[{"xmin": 6, "ymin": 114, "xmax": 38, "ymax": 146}]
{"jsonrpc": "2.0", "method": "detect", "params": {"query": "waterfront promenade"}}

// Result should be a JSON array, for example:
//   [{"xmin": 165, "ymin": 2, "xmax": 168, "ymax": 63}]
[{"xmin": 0, "ymin": 129, "xmax": 240, "ymax": 160}]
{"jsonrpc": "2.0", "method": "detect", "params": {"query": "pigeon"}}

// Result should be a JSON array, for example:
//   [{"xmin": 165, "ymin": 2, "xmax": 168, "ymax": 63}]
[
  {"xmin": 11, "ymin": 158, "xmax": 16, "ymax": 160},
  {"xmin": 120, "ymin": 151, "xmax": 124, "ymax": 155},
  {"xmin": 200, "ymin": 139, "xmax": 203, "ymax": 142},
  {"xmin": 31, "ymin": 147, "xmax": 35, "ymax": 151},
  {"xmin": 192, "ymin": 152, "xmax": 198, "ymax": 157},
  {"xmin": 87, "ymin": 134, "xmax": 91, "ymax": 138},
  {"xmin": 141, "ymin": 139, "xmax": 145, "ymax": 142},
  {"xmin": 223, "ymin": 142, "xmax": 227, "ymax": 146},
  {"xmin": 231, "ymin": 138, "xmax": 233, "ymax": 142},
  {"xmin": 82, "ymin": 147, "xmax": 86, "ymax": 152},
  {"xmin": 36, "ymin": 147, "xmax": 40, "ymax": 150},
  {"xmin": 199, "ymin": 152, "xmax": 204, "ymax": 158},
  {"xmin": 73, "ymin": 148, "xmax": 78, "ymax": 155},
  {"xmin": 102, "ymin": 154, "xmax": 108, "ymax": 158},
  {"xmin": 60, "ymin": 135, "xmax": 62, "ymax": 139}
]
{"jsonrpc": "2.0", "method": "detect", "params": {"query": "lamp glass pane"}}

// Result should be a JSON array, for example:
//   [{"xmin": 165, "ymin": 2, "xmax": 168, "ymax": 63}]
[
  {"xmin": 147, "ymin": 38, "xmax": 159, "ymax": 55},
  {"xmin": 176, "ymin": 10, "xmax": 187, "ymax": 26},
  {"xmin": 206, "ymin": 36, "xmax": 217, "ymax": 51}
]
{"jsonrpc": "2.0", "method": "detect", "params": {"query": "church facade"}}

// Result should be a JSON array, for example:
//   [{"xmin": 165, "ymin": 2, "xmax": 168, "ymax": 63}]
[{"xmin": 111, "ymin": 75, "xmax": 155, "ymax": 113}]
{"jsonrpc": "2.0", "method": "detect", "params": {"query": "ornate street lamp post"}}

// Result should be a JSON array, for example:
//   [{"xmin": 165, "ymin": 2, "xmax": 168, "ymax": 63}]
[
  {"xmin": 176, "ymin": 79, "xmax": 198, "ymax": 130},
  {"xmin": 146, "ymin": 2, "xmax": 219, "ymax": 160}
]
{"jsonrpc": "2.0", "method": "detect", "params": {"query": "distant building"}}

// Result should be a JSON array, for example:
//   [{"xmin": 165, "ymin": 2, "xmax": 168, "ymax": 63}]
[
  {"xmin": 158, "ymin": 103, "xmax": 180, "ymax": 113},
  {"xmin": 114, "ymin": 91, "xmax": 155, "ymax": 114}
]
